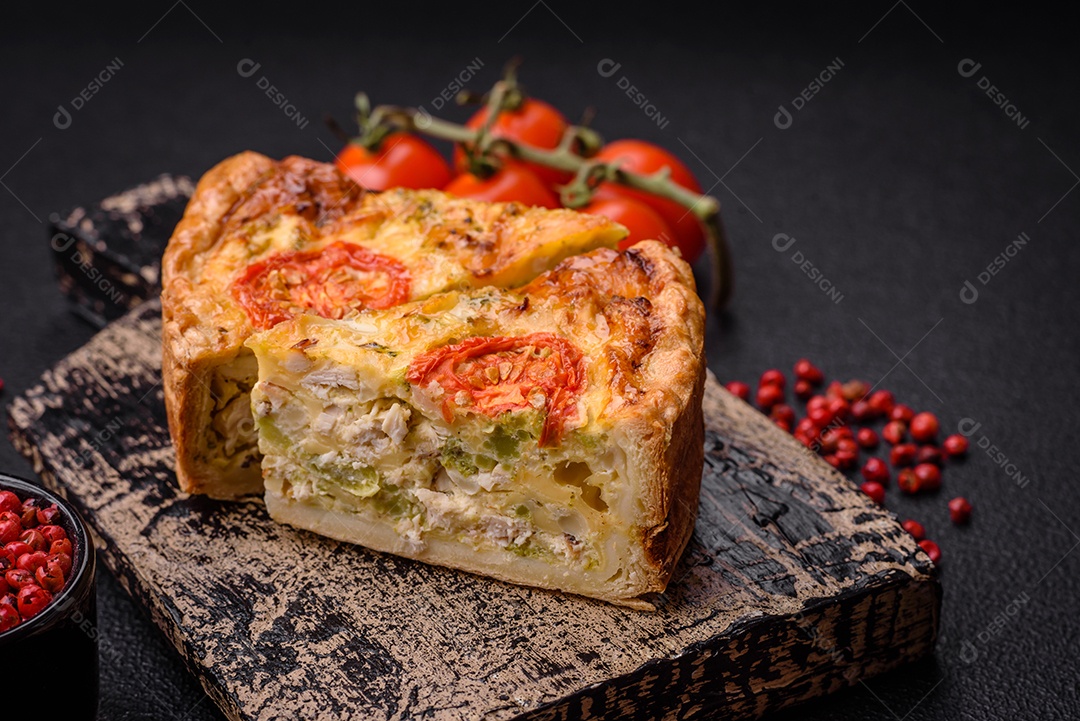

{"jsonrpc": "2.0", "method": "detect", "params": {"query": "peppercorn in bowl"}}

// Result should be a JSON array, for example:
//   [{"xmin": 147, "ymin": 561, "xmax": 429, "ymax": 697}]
[{"xmin": 0, "ymin": 473, "xmax": 98, "ymax": 715}]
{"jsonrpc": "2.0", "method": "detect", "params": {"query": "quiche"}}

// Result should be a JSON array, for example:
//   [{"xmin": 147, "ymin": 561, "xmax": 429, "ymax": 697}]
[
  {"xmin": 246, "ymin": 241, "xmax": 705, "ymax": 608},
  {"xmin": 161, "ymin": 152, "xmax": 625, "ymax": 498}
]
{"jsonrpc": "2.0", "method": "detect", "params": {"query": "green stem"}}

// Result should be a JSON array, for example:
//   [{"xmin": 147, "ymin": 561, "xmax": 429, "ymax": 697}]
[{"xmin": 365, "ymin": 103, "xmax": 732, "ymax": 311}]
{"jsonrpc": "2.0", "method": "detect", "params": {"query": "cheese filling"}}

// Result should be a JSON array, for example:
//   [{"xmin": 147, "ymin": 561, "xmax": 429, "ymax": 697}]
[
  {"xmin": 250, "ymin": 360, "xmax": 634, "ymax": 578},
  {"xmin": 200, "ymin": 354, "xmax": 260, "ymax": 472}
]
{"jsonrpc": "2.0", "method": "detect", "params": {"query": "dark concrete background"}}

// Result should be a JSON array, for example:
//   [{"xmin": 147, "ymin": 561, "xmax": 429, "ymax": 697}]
[{"xmin": 2, "ymin": 3, "xmax": 1077, "ymax": 719}]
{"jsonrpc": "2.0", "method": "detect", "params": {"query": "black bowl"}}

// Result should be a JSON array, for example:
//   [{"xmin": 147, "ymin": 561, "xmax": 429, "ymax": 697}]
[{"xmin": 0, "ymin": 473, "xmax": 98, "ymax": 717}]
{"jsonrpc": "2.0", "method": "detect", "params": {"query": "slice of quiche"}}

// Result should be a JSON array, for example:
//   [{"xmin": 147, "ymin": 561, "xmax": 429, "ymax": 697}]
[
  {"xmin": 161, "ymin": 152, "xmax": 625, "ymax": 498},
  {"xmin": 246, "ymin": 240, "xmax": 705, "ymax": 608}
]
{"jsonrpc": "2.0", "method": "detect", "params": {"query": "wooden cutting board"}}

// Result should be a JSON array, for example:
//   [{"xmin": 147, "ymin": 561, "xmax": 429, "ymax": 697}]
[{"xmin": 7, "ymin": 300, "xmax": 939, "ymax": 721}]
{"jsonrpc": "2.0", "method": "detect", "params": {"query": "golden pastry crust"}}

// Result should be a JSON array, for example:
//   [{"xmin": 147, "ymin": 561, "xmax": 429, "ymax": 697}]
[
  {"xmin": 163, "ymin": 151, "xmax": 276, "ymax": 497},
  {"xmin": 247, "ymin": 240, "xmax": 705, "ymax": 606},
  {"xmin": 161, "ymin": 151, "xmax": 625, "ymax": 498},
  {"xmin": 522, "ymin": 241, "xmax": 706, "ymax": 598}
]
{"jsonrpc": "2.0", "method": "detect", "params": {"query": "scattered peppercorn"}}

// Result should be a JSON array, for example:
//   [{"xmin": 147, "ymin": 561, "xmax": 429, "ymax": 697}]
[
  {"xmin": 725, "ymin": 361, "xmax": 977, "ymax": 564},
  {"xmin": 909, "ymin": 412, "xmax": 939, "ymax": 443},
  {"xmin": 948, "ymin": 497, "xmax": 973, "ymax": 525},
  {"xmin": 890, "ymin": 443, "xmax": 918, "ymax": 468},
  {"xmin": 901, "ymin": 519, "xmax": 926, "ymax": 540},
  {"xmin": 913, "ymin": 463, "xmax": 942, "ymax": 492},
  {"xmin": 818, "ymin": 429, "xmax": 840, "ymax": 454},
  {"xmin": 807, "ymin": 404, "xmax": 832, "ymax": 427},
  {"xmin": 841, "ymin": 380, "xmax": 869, "ymax": 403},
  {"xmin": 760, "ymin": 369, "xmax": 786, "ymax": 390},
  {"xmin": 724, "ymin": 381, "xmax": 750, "ymax": 402},
  {"xmin": 794, "ymin": 379, "xmax": 814, "ymax": 400},
  {"xmin": 793, "ymin": 359, "xmax": 824, "ymax": 385},
  {"xmin": 918, "ymin": 539, "xmax": 942, "ymax": 564},
  {"xmin": 915, "ymin": 446, "xmax": 944, "ymax": 466},
  {"xmin": 756, "ymin": 383, "xmax": 784, "ymax": 410},
  {"xmin": 942, "ymin": 434, "xmax": 969, "ymax": 457},
  {"xmin": 827, "ymin": 397, "xmax": 850, "ymax": 422},
  {"xmin": 882, "ymin": 420, "xmax": 907, "ymax": 445},
  {"xmin": 890, "ymin": 404, "xmax": 915, "ymax": 423},
  {"xmin": 867, "ymin": 390, "xmax": 896, "ymax": 416},
  {"xmin": 856, "ymin": 427, "xmax": 879, "ymax": 450},
  {"xmin": 897, "ymin": 468, "xmax": 921, "ymax": 494},
  {"xmin": 835, "ymin": 448, "xmax": 858, "ymax": 470},
  {"xmin": 861, "ymin": 457, "xmax": 890, "ymax": 485},
  {"xmin": 770, "ymin": 404, "xmax": 796, "ymax": 427},
  {"xmin": 860, "ymin": 481, "xmax": 886, "ymax": 505},
  {"xmin": 851, "ymin": 399, "xmax": 876, "ymax": 423}
]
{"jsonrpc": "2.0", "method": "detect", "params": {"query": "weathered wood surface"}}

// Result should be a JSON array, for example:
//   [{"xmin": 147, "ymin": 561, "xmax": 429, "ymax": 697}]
[
  {"xmin": 50, "ymin": 173, "xmax": 193, "ymax": 326},
  {"xmin": 7, "ymin": 300, "xmax": 939, "ymax": 721}
]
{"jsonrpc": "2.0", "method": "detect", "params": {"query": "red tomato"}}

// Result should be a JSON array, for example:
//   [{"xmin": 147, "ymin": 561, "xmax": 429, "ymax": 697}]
[
  {"xmin": 407, "ymin": 334, "xmax": 585, "ymax": 446},
  {"xmin": 232, "ymin": 241, "xmax": 411, "ymax": 329},
  {"xmin": 444, "ymin": 165, "xmax": 559, "ymax": 209},
  {"xmin": 454, "ymin": 99, "xmax": 571, "ymax": 186},
  {"xmin": 336, "ymin": 133, "xmax": 452, "ymax": 191},
  {"xmin": 582, "ymin": 197, "xmax": 676, "ymax": 252},
  {"xmin": 593, "ymin": 140, "xmax": 705, "ymax": 261}
]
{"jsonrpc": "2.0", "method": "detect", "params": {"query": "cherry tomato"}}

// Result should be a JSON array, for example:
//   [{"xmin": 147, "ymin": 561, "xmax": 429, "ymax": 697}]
[
  {"xmin": 336, "ymin": 133, "xmax": 452, "ymax": 191},
  {"xmin": 582, "ymin": 197, "xmax": 675, "ymax": 251},
  {"xmin": 407, "ymin": 334, "xmax": 585, "ymax": 446},
  {"xmin": 454, "ymin": 99, "xmax": 571, "ymax": 186},
  {"xmin": 444, "ymin": 165, "xmax": 559, "ymax": 209},
  {"xmin": 593, "ymin": 140, "xmax": 705, "ymax": 262},
  {"xmin": 232, "ymin": 241, "xmax": 411, "ymax": 330}
]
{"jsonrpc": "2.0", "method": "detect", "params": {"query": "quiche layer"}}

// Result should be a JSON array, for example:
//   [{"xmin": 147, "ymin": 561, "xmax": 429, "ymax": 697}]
[
  {"xmin": 161, "ymin": 151, "xmax": 625, "ymax": 498},
  {"xmin": 247, "ymin": 241, "xmax": 706, "ymax": 607}
]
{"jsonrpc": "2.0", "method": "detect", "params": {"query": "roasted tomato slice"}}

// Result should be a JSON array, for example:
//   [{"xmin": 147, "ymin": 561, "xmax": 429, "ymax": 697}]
[
  {"xmin": 232, "ymin": 240, "xmax": 410, "ymax": 329},
  {"xmin": 406, "ymin": 333, "xmax": 586, "ymax": 446}
]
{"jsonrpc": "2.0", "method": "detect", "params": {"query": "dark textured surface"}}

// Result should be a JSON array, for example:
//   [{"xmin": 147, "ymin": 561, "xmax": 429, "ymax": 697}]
[
  {"xmin": 50, "ymin": 173, "xmax": 193, "ymax": 325},
  {"xmin": 8, "ymin": 302, "xmax": 937, "ymax": 720},
  {"xmin": 1, "ymin": 4, "xmax": 1078, "ymax": 720}
]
